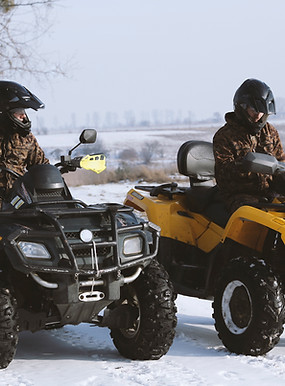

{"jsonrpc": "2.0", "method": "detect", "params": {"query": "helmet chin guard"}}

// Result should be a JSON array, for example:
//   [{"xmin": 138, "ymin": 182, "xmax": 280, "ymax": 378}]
[
  {"xmin": 235, "ymin": 104, "xmax": 268, "ymax": 134},
  {"xmin": 7, "ymin": 110, "xmax": 31, "ymax": 136}
]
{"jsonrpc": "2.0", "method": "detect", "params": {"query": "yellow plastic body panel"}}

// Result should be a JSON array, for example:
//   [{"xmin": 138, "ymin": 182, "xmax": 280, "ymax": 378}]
[
  {"xmin": 125, "ymin": 189, "xmax": 285, "ymax": 254},
  {"xmin": 125, "ymin": 189, "xmax": 223, "ymax": 253},
  {"xmin": 223, "ymin": 205, "xmax": 285, "ymax": 252}
]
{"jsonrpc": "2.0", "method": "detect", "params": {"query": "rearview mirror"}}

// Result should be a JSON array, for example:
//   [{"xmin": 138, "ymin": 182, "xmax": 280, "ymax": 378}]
[
  {"xmin": 68, "ymin": 129, "xmax": 97, "ymax": 156},
  {"xmin": 79, "ymin": 129, "xmax": 97, "ymax": 144}
]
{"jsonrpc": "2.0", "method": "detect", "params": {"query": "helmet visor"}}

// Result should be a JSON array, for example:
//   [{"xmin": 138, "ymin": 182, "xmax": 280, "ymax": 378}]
[
  {"xmin": 0, "ymin": 82, "xmax": 45, "ymax": 111},
  {"xmin": 8, "ymin": 87, "xmax": 45, "ymax": 111},
  {"xmin": 10, "ymin": 107, "xmax": 26, "ymax": 115},
  {"xmin": 253, "ymin": 98, "xmax": 275, "ymax": 115}
]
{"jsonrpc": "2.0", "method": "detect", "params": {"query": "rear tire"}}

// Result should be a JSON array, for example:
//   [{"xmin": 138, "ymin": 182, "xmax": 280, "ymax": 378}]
[
  {"xmin": 213, "ymin": 256, "xmax": 285, "ymax": 356},
  {"xmin": 110, "ymin": 260, "xmax": 177, "ymax": 360},
  {"xmin": 0, "ymin": 286, "xmax": 19, "ymax": 369}
]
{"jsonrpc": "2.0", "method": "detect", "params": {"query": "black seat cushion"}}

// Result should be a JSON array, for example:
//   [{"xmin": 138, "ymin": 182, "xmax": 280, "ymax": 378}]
[{"xmin": 185, "ymin": 185, "xmax": 230, "ymax": 228}]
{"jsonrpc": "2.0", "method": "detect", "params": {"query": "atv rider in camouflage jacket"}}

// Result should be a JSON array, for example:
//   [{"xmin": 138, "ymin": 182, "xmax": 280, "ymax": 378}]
[
  {"xmin": 213, "ymin": 78, "xmax": 285, "ymax": 214},
  {"xmin": 0, "ymin": 81, "xmax": 49, "ymax": 205}
]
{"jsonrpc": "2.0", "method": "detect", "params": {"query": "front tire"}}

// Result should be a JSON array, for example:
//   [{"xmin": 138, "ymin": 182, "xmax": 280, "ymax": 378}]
[
  {"xmin": 213, "ymin": 256, "xmax": 285, "ymax": 356},
  {"xmin": 110, "ymin": 260, "xmax": 177, "ymax": 360},
  {"xmin": 0, "ymin": 286, "xmax": 19, "ymax": 369}
]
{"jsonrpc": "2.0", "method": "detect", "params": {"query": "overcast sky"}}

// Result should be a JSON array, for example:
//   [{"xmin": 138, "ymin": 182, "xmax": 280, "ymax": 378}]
[{"xmin": 16, "ymin": 0, "xmax": 285, "ymax": 129}]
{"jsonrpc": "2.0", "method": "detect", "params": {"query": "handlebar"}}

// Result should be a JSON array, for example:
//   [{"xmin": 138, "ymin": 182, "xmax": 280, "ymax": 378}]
[
  {"xmin": 56, "ymin": 153, "xmax": 106, "ymax": 174},
  {"xmin": 135, "ymin": 182, "xmax": 186, "ymax": 198},
  {"xmin": 0, "ymin": 152, "xmax": 106, "ymax": 183}
]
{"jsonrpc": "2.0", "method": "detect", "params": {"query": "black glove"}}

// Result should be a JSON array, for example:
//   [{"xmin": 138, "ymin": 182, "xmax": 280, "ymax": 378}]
[{"xmin": 270, "ymin": 173, "xmax": 285, "ymax": 194}]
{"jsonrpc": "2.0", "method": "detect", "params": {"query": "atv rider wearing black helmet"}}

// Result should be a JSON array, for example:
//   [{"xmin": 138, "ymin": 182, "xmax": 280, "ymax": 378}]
[
  {"xmin": 213, "ymin": 78, "xmax": 285, "ymax": 214},
  {"xmin": 0, "ymin": 81, "xmax": 49, "ymax": 205}
]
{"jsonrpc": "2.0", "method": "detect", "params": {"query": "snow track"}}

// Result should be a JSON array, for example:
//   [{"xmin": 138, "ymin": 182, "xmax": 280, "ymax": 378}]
[{"xmin": 1, "ymin": 296, "xmax": 285, "ymax": 385}]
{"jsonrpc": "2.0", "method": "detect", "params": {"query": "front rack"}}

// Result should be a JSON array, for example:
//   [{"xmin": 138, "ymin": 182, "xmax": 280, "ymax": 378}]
[{"xmin": 2, "ymin": 202, "xmax": 159, "ymax": 276}]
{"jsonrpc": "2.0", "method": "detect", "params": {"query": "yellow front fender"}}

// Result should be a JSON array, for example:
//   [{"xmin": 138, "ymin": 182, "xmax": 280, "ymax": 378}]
[{"xmin": 222, "ymin": 205, "xmax": 285, "ymax": 252}]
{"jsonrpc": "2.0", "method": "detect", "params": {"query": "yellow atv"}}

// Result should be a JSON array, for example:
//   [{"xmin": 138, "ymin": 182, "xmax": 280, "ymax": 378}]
[{"xmin": 125, "ymin": 140, "xmax": 285, "ymax": 356}]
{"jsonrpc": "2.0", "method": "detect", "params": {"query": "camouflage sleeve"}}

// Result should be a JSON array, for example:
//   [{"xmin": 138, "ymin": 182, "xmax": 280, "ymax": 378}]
[
  {"xmin": 213, "ymin": 130, "xmax": 247, "ymax": 178},
  {"xmin": 268, "ymin": 124, "xmax": 284, "ymax": 160},
  {"xmin": 213, "ymin": 130, "xmax": 260, "ymax": 194},
  {"xmin": 26, "ymin": 134, "xmax": 49, "ymax": 168}
]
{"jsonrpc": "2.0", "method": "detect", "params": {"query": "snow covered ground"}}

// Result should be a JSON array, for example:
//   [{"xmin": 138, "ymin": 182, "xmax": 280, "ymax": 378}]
[{"xmin": 2, "ymin": 182, "xmax": 285, "ymax": 385}]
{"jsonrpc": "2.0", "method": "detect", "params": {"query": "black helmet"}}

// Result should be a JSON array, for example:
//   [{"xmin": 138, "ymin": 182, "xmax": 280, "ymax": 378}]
[
  {"xmin": 0, "ymin": 80, "xmax": 44, "ymax": 136},
  {"xmin": 0, "ymin": 80, "xmax": 44, "ymax": 112},
  {"xmin": 233, "ymin": 78, "xmax": 275, "ymax": 133}
]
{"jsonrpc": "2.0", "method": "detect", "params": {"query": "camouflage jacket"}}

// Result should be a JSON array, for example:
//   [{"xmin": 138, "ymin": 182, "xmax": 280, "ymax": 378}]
[
  {"xmin": 0, "ymin": 131, "xmax": 49, "ymax": 192},
  {"xmin": 213, "ymin": 112, "xmax": 284, "ymax": 199}
]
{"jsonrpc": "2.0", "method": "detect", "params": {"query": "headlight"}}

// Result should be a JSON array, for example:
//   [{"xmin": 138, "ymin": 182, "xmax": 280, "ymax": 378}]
[
  {"xmin": 80, "ymin": 229, "xmax": 93, "ymax": 243},
  {"xmin": 123, "ymin": 236, "xmax": 143, "ymax": 256},
  {"xmin": 18, "ymin": 241, "xmax": 51, "ymax": 259}
]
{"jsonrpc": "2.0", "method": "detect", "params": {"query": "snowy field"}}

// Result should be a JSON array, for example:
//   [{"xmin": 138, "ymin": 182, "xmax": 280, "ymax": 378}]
[
  {"xmin": 35, "ymin": 126, "xmax": 218, "ymax": 164},
  {"xmin": 36, "ymin": 126, "xmax": 216, "ymax": 150},
  {"xmin": 1, "ymin": 182, "xmax": 285, "ymax": 385}
]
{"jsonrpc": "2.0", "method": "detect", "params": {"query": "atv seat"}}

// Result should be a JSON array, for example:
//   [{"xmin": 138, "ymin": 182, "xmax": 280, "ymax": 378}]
[
  {"xmin": 185, "ymin": 185, "xmax": 229, "ymax": 228},
  {"xmin": 177, "ymin": 140, "xmax": 229, "ymax": 227},
  {"xmin": 177, "ymin": 140, "xmax": 215, "ymax": 184}
]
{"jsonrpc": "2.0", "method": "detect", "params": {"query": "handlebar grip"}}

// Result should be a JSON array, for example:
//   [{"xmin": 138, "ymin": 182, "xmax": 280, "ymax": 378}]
[{"xmin": 70, "ymin": 157, "xmax": 82, "ymax": 168}]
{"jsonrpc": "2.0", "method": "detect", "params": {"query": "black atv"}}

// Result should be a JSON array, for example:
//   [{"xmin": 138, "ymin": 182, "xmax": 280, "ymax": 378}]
[{"xmin": 0, "ymin": 129, "xmax": 177, "ymax": 369}]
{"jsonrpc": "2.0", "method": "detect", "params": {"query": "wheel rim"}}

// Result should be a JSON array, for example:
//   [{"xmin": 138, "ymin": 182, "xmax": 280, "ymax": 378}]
[
  {"xmin": 221, "ymin": 280, "xmax": 252, "ymax": 335},
  {"xmin": 120, "ymin": 290, "xmax": 141, "ymax": 339}
]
